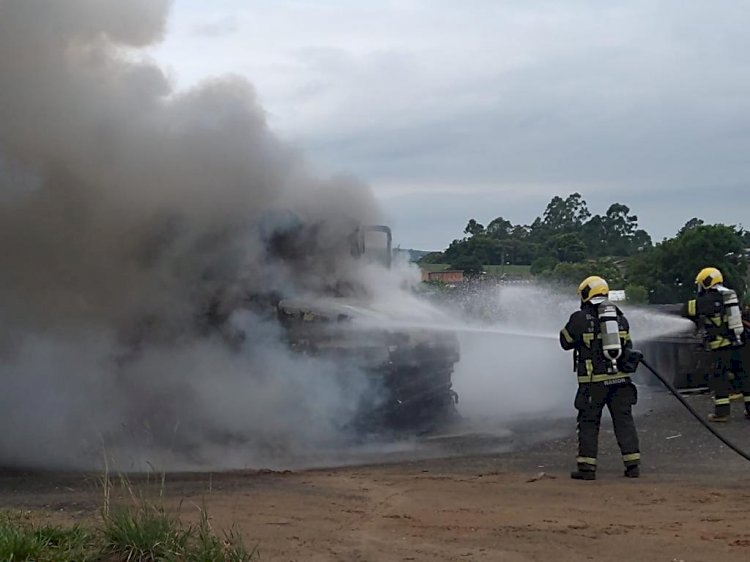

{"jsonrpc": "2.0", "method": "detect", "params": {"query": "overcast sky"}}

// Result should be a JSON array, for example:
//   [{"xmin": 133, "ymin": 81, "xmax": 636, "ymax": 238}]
[{"xmin": 150, "ymin": 0, "xmax": 750, "ymax": 250}]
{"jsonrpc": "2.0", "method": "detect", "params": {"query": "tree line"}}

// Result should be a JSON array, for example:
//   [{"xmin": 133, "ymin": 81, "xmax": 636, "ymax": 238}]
[{"xmin": 420, "ymin": 193, "xmax": 750, "ymax": 304}]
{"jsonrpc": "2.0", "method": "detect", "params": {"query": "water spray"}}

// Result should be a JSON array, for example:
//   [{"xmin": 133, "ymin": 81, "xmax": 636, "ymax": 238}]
[{"xmin": 352, "ymin": 316, "xmax": 558, "ymax": 342}]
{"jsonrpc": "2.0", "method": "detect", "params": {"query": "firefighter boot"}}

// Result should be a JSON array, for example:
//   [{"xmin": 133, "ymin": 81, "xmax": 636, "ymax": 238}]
[
  {"xmin": 570, "ymin": 467, "xmax": 596, "ymax": 481},
  {"xmin": 624, "ymin": 465, "xmax": 640, "ymax": 478}
]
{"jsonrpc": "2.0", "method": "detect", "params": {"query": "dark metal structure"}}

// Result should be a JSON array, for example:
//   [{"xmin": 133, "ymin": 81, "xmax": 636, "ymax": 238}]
[
  {"xmin": 273, "ymin": 224, "xmax": 461, "ymax": 433},
  {"xmin": 636, "ymin": 305, "xmax": 749, "ymax": 389}
]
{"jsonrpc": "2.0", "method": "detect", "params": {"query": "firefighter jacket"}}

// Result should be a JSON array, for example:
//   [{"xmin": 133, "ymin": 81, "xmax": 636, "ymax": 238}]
[
  {"xmin": 683, "ymin": 288, "xmax": 744, "ymax": 351},
  {"xmin": 560, "ymin": 301, "xmax": 633, "ymax": 385}
]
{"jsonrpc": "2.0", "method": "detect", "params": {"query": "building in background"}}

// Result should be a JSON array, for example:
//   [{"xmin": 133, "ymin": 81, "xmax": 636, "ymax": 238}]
[{"xmin": 421, "ymin": 270, "xmax": 465, "ymax": 284}]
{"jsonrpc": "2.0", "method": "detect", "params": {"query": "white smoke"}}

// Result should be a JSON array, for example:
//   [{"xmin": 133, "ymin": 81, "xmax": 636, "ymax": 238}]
[
  {"xmin": 0, "ymin": 1, "xmax": 697, "ymax": 470},
  {"xmin": 0, "ymin": 0, "xmax": 381, "ymax": 470},
  {"xmin": 451, "ymin": 284, "xmax": 692, "ymax": 423}
]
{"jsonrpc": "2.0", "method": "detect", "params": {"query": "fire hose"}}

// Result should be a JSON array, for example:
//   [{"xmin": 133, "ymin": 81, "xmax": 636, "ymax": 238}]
[{"xmin": 638, "ymin": 354, "xmax": 750, "ymax": 463}]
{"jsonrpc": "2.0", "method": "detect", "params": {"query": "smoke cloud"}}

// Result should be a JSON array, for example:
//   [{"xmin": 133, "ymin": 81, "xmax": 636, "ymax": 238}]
[
  {"xmin": 0, "ymin": 0, "xmax": 381, "ymax": 469},
  {"xmin": 0, "ymin": 1, "xmax": 696, "ymax": 471}
]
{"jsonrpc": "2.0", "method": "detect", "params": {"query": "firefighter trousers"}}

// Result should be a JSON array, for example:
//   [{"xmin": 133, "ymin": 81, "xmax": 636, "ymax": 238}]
[
  {"xmin": 710, "ymin": 348, "xmax": 750, "ymax": 417},
  {"xmin": 574, "ymin": 382, "xmax": 640, "ymax": 471}
]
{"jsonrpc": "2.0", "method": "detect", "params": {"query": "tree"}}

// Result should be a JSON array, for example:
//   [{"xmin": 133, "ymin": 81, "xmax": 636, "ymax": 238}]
[
  {"xmin": 541, "ymin": 193, "xmax": 591, "ymax": 234},
  {"xmin": 604, "ymin": 203, "xmax": 638, "ymax": 240},
  {"xmin": 511, "ymin": 225, "xmax": 531, "ymax": 239},
  {"xmin": 678, "ymin": 217, "xmax": 704, "ymax": 236},
  {"xmin": 602, "ymin": 203, "xmax": 637, "ymax": 255},
  {"xmin": 541, "ymin": 259, "xmax": 625, "ymax": 288},
  {"xmin": 486, "ymin": 216, "xmax": 514, "ymax": 239},
  {"xmin": 631, "ymin": 229, "xmax": 652, "ymax": 252},
  {"xmin": 502, "ymin": 239, "xmax": 538, "ymax": 264},
  {"xmin": 449, "ymin": 255, "xmax": 484, "ymax": 276},
  {"xmin": 464, "ymin": 219, "xmax": 485, "ymax": 237},
  {"xmin": 580, "ymin": 214, "xmax": 607, "ymax": 257},
  {"xmin": 545, "ymin": 232, "xmax": 587, "ymax": 263},
  {"xmin": 444, "ymin": 235, "xmax": 502, "ymax": 265},
  {"xmin": 627, "ymin": 224, "xmax": 746, "ymax": 303},
  {"xmin": 579, "ymin": 203, "xmax": 651, "ymax": 257},
  {"xmin": 530, "ymin": 256, "xmax": 559, "ymax": 275},
  {"xmin": 624, "ymin": 284, "xmax": 648, "ymax": 304},
  {"xmin": 418, "ymin": 251, "xmax": 446, "ymax": 264},
  {"xmin": 442, "ymin": 196, "xmax": 658, "ymax": 268}
]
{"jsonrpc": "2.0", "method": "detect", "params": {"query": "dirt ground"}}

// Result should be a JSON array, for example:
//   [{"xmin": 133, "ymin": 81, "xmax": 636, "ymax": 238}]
[{"xmin": 3, "ymin": 390, "xmax": 750, "ymax": 561}]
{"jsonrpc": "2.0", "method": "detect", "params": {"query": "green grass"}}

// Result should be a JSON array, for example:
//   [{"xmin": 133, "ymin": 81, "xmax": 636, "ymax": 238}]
[
  {"xmin": 0, "ymin": 501, "xmax": 258, "ymax": 562},
  {"xmin": 187, "ymin": 509, "xmax": 256, "ymax": 562},
  {"xmin": 481, "ymin": 264, "xmax": 531, "ymax": 276},
  {"xmin": 0, "ymin": 513, "xmax": 98, "ymax": 562},
  {"xmin": 419, "ymin": 263, "xmax": 532, "ymax": 277},
  {"xmin": 100, "ymin": 502, "xmax": 258, "ymax": 562},
  {"xmin": 102, "ymin": 504, "xmax": 188, "ymax": 561}
]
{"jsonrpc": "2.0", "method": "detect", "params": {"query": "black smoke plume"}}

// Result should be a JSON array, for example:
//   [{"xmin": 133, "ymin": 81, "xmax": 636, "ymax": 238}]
[{"xmin": 0, "ymin": 0, "xmax": 380, "ymax": 470}]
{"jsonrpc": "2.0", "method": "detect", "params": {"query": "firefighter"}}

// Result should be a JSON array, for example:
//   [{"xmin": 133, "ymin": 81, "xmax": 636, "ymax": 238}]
[
  {"xmin": 683, "ymin": 267, "xmax": 749, "ymax": 422},
  {"xmin": 560, "ymin": 276, "xmax": 641, "ymax": 480}
]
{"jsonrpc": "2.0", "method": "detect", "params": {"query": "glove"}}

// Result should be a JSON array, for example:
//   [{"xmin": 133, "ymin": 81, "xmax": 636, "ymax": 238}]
[{"xmin": 620, "ymin": 348, "xmax": 643, "ymax": 373}]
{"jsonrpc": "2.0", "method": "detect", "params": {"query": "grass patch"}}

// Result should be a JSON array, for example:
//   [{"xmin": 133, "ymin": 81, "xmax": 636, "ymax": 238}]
[
  {"xmin": 187, "ymin": 508, "xmax": 257, "ymax": 562},
  {"xmin": 101, "ymin": 504, "xmax": 188, "ymax": 561},
  {"xmin": 481, "ymin": 264, "xmax": 532, "ymax": 276},
  {"xmin": 100, "ymin": 502, "xmax": 258, "ymax": 562},
  {"xmin": 0, "ymin": 512, "xmax": 98, "ymax": 562},
  {"xmin": 419, "ymin": 263, "xmax": 532, "ymax": 277},
  {"xmin": 0, "ymin": 501, "xmax": 258, "ymax": 562}
]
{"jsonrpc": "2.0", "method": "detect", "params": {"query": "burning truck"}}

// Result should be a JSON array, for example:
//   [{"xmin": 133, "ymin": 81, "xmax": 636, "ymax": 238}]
[
  {"xmin": 275, "ymin": 296, "xmax": 460, "ymax": 434},
  {"xmin": 112, "ymin": 217, "xmax": 462, "ymax": 462},
  {"xmin": 0, "ymin": 0, "xmax": 461, "ymax": 468},
  {"xmin": 215, "ymin": 221, "xmax": 461, "ymax": 435}
]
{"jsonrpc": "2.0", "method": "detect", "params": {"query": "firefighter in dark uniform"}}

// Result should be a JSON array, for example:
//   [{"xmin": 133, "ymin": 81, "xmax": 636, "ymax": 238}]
[
  {"xmin": 560, "ymin": 276, "xmax": 641, "ymax": 480},
  {"xmin": 683, "ymin": 267, "xmax": 749, "ymax": 422}
]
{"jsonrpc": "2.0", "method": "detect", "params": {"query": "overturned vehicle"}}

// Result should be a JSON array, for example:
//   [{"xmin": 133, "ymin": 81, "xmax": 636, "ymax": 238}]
[
  {"xmin": 205, "ymin": 222, "xmax": 461, "ymax": 435},
  {"xmin": 260, "ymin": 224, "xmax": 459, "ymax": 434},
  {"xmin": 112, "ymin": 220, "xmax": 461, "ymax": 465},
  {"xmin": 276, "ymin": 295, "xmax": 460, "ymax": 433}
]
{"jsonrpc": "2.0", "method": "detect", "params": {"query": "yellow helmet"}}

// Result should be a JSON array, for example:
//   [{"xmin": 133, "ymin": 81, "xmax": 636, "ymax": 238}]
[
  {"xmin": 695, "ymin": 267, "xmax": 723, "ymax": 290},
  {"xmin": 578, "ymin": 276, "xmax": 609, "ymax": 303}
]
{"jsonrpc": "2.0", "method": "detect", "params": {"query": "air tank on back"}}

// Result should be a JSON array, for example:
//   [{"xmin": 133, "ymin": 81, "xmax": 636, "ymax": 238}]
[
  {"xmin": 720, "ymin": 288, "xmax": 745, "ymax": 346},
  {"xmin": 598, "ymin": 300, "xmax": 622, "ymax": 374}
]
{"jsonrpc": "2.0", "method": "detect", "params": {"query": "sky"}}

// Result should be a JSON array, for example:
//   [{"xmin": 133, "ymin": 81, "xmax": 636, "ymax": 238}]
[{"xmin": 149, "ymin": 0, "xmax": 750, "ymax": 250}]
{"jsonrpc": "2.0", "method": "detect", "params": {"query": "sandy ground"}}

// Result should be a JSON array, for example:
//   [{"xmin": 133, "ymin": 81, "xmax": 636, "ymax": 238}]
[{"xmin": 3, "ymin": 389, "xmax": 750, "ymax": 561}]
